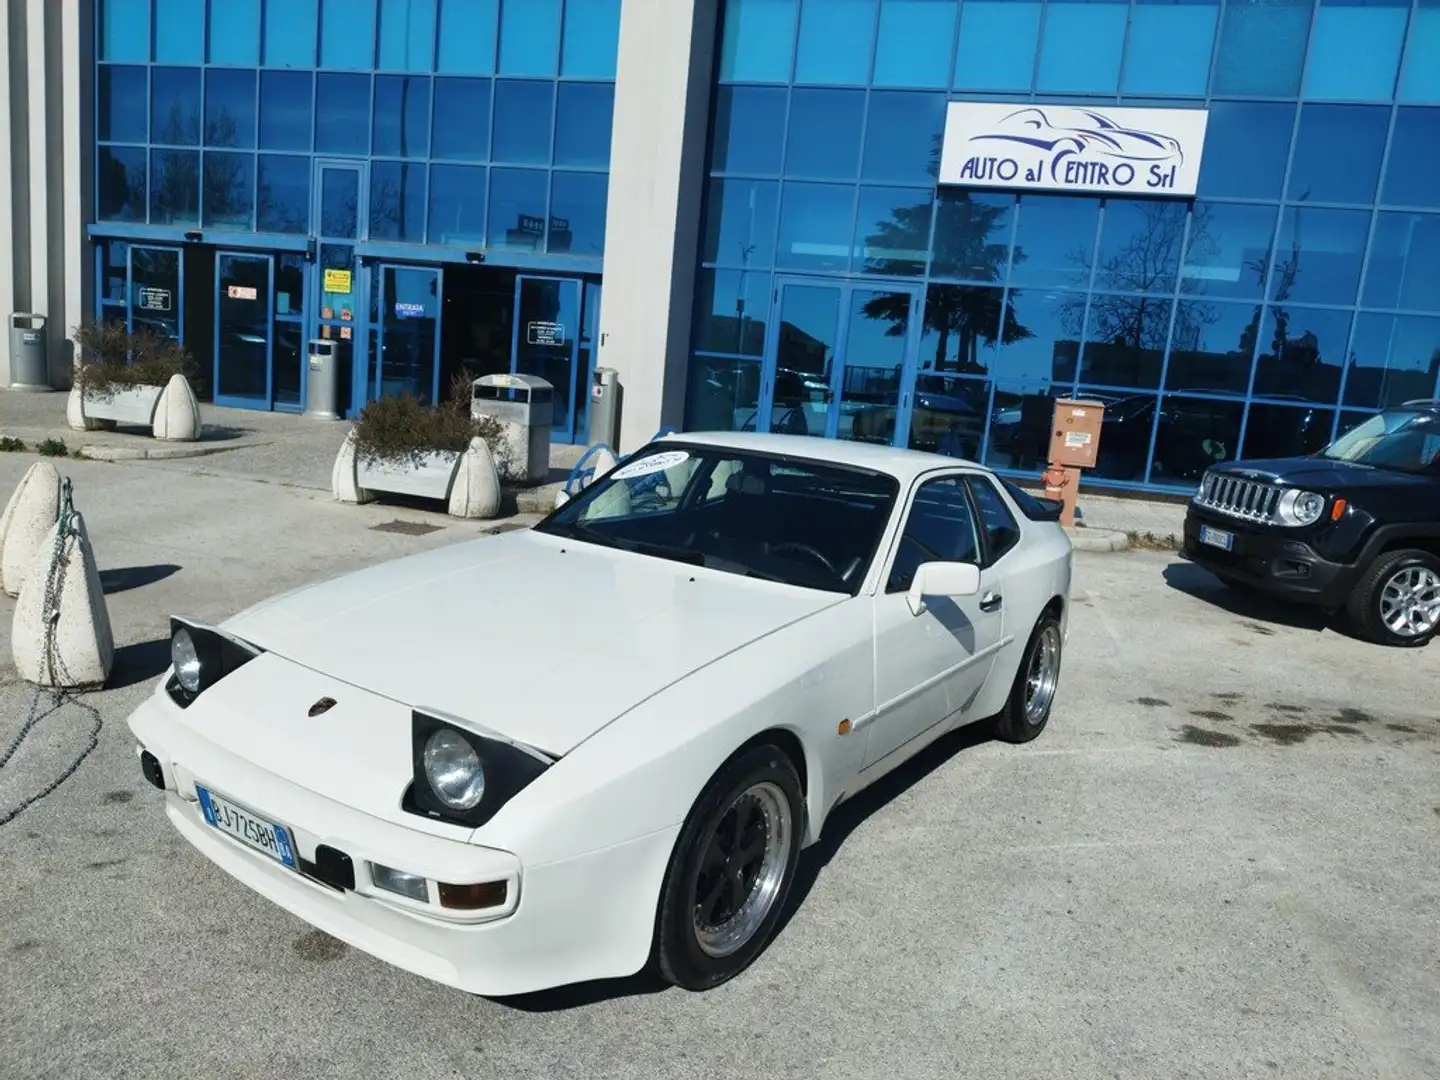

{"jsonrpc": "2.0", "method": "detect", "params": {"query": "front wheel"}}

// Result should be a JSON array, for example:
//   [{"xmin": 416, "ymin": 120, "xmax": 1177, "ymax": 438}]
[
  {"xmin": 991, "ymin": 611, "xmax": 1064, "ymax": 744},
  {"xmin": 1345, "ymin": 549, "xmax": 1440, "ymax": 647},
  {"xmin": 652, "ymin": 744, "xmax": 804, "ymax": 991}
]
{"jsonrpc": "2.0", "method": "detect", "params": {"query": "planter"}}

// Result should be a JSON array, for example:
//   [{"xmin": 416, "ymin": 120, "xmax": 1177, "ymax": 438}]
[
  {"xmin": 357, "ymin": 448, "xmax": 462, "ymax": 501},
  {"xmin": 68, "ymin": 374, "xmax": 201, "ymax": 441},
  {"xmin": 82, "ymin": 383, "xmax": 163, "ymax": 427},
  {"xmin": 333, "ymin": 431, "xmax": 502, "ymax": 519}
]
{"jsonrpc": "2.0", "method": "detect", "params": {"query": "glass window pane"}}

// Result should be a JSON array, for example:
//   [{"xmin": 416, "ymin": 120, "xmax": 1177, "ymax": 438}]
[
  {"xmin": 1303, "ymin": 0, "xmax": 1409, "ymax": 102},
  {"xmin": 152, "ymin": 68, "xmax": 202, "ymax": 146},
  {"xmin": 693, "ymin": 270, "xmax": 771, "ymax": 356},
  {"xmin": 1079, "ymin": 295, "xmax": 1175, "ymax": 390},
  {"xmin": 369, "ymin": 161, "xmax": 428, "ymax": 241},
  {"xmin": 861, "ymin": 92, "xmax": 946, "ymax": 186},
  {"xmin": 1092, "ymin": 200, "xmax": 1186, "ymax": 296},
  {"xmin": 154, "ymin": 0, "xmax": 204, "ymax": 64},
  {"xmin": 1288, "ymin": 105, "xmax": 1387, "ymax": 205},
  {"xmin": 795, "ymin": 0, "xmax": 876, "ymax": 86},
  {"xmin": 1122, "ymin": 1, "xmax": 1219, "ymax": 97},
  {"xmin": 991, "ymin": 289, "xmax": 1083, "ymax": 386},
  {"xmin": 687, "ymin": 355, "xmax": 763, "ymax": 430},
  {"xmin": 1164, "ymin": 299, "xmax": 1259, "ymax": 394},
  {"xmin": 492, "ymin": 81, "xmax": 555, "ymax": 165},
  {"xmin": 703, "ymin": 179, "xmax": 779, "ymax": 267},
  {"xmin": 264, "ymin": 0, "xmax": 318, "ymax": 68},
  {"xmin": 720, "ymin": 0, "xmax": 798, "ymax": 83},
  {"xmin": 205, "ymin": 70, "xmax": 257, "ymax": 149},
  {"xmin": 1010, "ymin": 195, "xmax": 1096, "ymax": 289},
  {"xmin": 1251, "ymin": 306, "xmax": 1350, "ymax": 403},
  {"xmin": 1383, "ymin": 109, "xmax": 1440, "ymax": 209},
  {"xmin": 1197, "ymin": 102, "xmax": 1293, "ymax": 201},
  {"xmin": 562, "ymin": 0, "xmax": 621, "ymax": 79},
  {"xmin": 1036, "ymin": 0, "xmax": 1127, "ymax": 95},
  {"xmin": 101, "ymin": 0, "xmax": 150, "ymax": 62},
  {"xmin": 873, "ymin": 0, "xmax": 956, "ymax": 88},
  {"xmin": 930, "ymin": 191, "xmax": 1014, "ymax": 282},
  {"xmin": 1364, "ymin": 213, "xmax": 1440, "ymax": 312},
  {"xmin": 203, "ymin": 152, "xmax": 256, "ymax": 228},
  {"xmin": 257, "ymin": 155, "xmax": 310, "ymax": 233},
  {"xmin": 427, "ymin": 164, "xmax": 487, "ymax": 244},
  {"xmin": 1213, "ymin": 0, "xmax": 1311, "ymax": 97},
  {"xmin": 488, "ymin": 168, "xmax": 548, "ymax": 250},
  {"xmin": 209, "ymin": 0, "xmax": 262, "ymax": 66},
  {"xmin": 320, "ymin": 169, "xmax": 360, "ymax": 237},
  {"xmin": 554, "ymin": 83, "xmax": 614, "ymax": 168},
  {"xmin": 315, "ymin": 73, "xmax": 371, "ymax": 155},
  {"xmin": 260, "ymin": 72, "xmax": 313, "ymax": 152},
  {"xmin": 1149, "ymin": 396, "xmax": 1244, "ymax": 486},
  {"xmin": 1344, "ymin": 313, "xmax": 1440, "ymax": 408},
  {"xmin": 1180, "ymin": 202, "xmax": 1277, "ymax": 301},
  {"xmin": 373, "ymin": 75, "xmax": 432, "ymax": 157},
  {"xmin": 855, "ymin": 187, "xmax": 932, "ymax": 276},
  {"xmin": 150, "ymin": 150, "xmax": 201, "ymax": 225},
  {"xmin": 438, "ymin": 0, "xmax": 498, "ymax": 74},
  {"xmin": 498, "ymin": 0, "xmax": 560, "ymax": 76},
  {"xmin": 776, "ymin": 182, "xmax": 855, "ymax": 272},
  {"xmin": 99, "ymin": 66, "xmax": 148, "ymax": 143},
  {"xmin": 548, "ymin": 171, "xmax": 609, "ymax": 257},
  {"xmin": 1241, "ymin": 403, "xmax": 1337, "ymax": 461},
  {"xmin": 1064, "ymin": 388, "xmax": 1155, "ymax": 481},
  {"xmin": 785, "ymin": 89, "xmax": 865, "ymax": 181},
  {"xmin": 984, "ymin": 380, "xmax": 1062, "ymax": 472},
  {"xmin": 1399, "ymin": 4, "xmax": 1440, "ymax": 103},
  {"xmin": 1270, "ymin": 207, "xmax": 1368, "ymax": 307},
  {"xmin": 710, "ymin": 86, "xmax": 787, "ymax": 175},
  {"xmin": 917, "ymin": 287, "xmax": 1007, "ymax": 374},
  {"xmin": 954, "ymin": 1, "xmax": 1040, "ymax": 91},
  {"xmin": 321, "ymin": 0, "xmax": 377, "ymax": 68},
  {"xmin": 432, "ymin": 78, "xmax": 490, "ymax": 161},
  {"xmin": 379, "ymin": 0, "xmax": 438, "ymax": 71},
  {"xmin": 98, "ymin": 146, "xmax": 147, "ymax": 221}
]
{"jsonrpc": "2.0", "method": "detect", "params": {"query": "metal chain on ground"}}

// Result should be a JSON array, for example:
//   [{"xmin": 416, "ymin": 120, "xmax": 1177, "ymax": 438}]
[{"xmin": 0, "ymin": 478, "xmax": 105, "ymax": 827}]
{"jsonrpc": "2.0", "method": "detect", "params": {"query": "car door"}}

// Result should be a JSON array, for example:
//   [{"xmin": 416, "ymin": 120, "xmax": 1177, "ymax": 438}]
[{"xmin": 862, "ymin": 473, "xmax": 1005, "ymax": 771}]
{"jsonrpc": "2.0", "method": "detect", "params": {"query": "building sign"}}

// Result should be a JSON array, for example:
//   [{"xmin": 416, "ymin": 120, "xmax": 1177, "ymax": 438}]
[
  {"xmin": 939, "ymin": 103, "xmax": 1209, "ymax": 197},
  {"xmin": 394, "ymin": 301, "xmax": 426, "ymax": 318},
  {"xmin": 323, "ymin": 268, "xmax": 353, "ymax": 294},
  {"xmin": 527, "ymin": 321, "xmax": 565, "ymax": 346},
  {"xmin": 227, "ymin": 285, "xmax": 258, "ymax": 300},
  {"xmin": 137, "ymin": 287, "xmax": 172, "ymax": 312}
]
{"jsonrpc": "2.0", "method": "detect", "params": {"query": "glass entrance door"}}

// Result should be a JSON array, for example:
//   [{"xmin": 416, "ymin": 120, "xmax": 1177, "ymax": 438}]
[
  {"xmin": 374, "ymin": 265, "xmax": 443, "ymax": 403},
  {"xmin": 214, "ymin": 252, "xmax": 274, "ymax": 406},
  {"xmin": 312, "ymin": 161, "xmax": 367, "ymax": 415},
  {"xmin": 128, "ymin": 246, "xmax": 183, "ymax": 341},
  {"xmin": 513, "ymin": 276, "xmax": 583, "ymax": 442}
]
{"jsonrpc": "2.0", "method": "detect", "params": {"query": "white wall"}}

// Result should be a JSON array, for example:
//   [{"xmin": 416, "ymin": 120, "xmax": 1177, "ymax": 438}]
[{"xmin": 595, "ymin": 0, "xmax": 719, "ymax": 453}]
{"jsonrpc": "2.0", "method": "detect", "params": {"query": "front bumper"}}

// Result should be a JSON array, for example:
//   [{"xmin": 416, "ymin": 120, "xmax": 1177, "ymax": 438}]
[
  {"xmin": 127, "ymin": 693, "xmax": 679, "ymax": 997},
  {"xmin": 1180, "ymin": 510, "xmax": 1354, "ymax": 608}
]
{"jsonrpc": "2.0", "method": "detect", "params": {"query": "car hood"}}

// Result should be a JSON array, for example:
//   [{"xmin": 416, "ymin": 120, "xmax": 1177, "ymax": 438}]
[
  {"xmin": 220, "ymin": 530, "xmax": 841, "ymax": 757},
  {"xmin": 1213, "ymin": 457, "xmax": 1434, "ymax": 493}
]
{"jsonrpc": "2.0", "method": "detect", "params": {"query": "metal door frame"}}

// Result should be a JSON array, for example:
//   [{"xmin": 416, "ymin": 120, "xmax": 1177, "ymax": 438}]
[
  {"xmin": 372, "ymin": 261, "xmax": 445, "ymax": 405},
  {"xmin": 311, "ymin": 160, "xmax": 369, "ymax": 417},
  {"xmin": 511, "ymin": 274, "xmax": 585, "ymax": 444},
  {"xmin": 126, "ymin": 243, "xmax": 185, "ymax": 341},
  {"xmin": 213, "ymin": 250, "xmax": 276, "ymax": 410}
]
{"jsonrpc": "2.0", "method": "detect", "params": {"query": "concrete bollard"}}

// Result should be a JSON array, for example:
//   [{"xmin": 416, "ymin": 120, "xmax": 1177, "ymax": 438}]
[
  {"xmin": 330, "ymin": 430, "xmax": 376, "ymax": 505},
  {"xmin": 0, "ymin": 461, "xmax": 62, "ymax": 597},
  {"xmin": 66, "ymin": 384, "xmax": 109, "ymax": 432},
  {"xmin": 12, "ymin": 508, "xmax": 115, "ymax": 689},
  {"xmin": 447, "ymin": 437, "xmax": 503, "ymax": 520},
  {"xmin": 152, "ymin": 373, "xmax": 202, "ymax": 441},
  {"xmin": 585, "ymin": 447, "xmax": 617, "ymax": 488}
]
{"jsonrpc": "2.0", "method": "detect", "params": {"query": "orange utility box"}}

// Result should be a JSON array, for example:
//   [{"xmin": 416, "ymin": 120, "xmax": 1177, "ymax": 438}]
[{"xmin": 1048, "ymin": 398, "xmax": 1106, "ymax": 469}]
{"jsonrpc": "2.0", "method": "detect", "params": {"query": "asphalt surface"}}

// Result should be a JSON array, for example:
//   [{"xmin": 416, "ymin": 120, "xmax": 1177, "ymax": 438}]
[{"xmin": 0, "ymin": 452, "xmax": 1436, "ymax": 1080}]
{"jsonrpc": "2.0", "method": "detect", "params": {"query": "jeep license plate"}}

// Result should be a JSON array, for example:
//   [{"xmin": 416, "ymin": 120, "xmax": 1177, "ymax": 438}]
[{"xmin": 1199, "ymin": 525, "xmax": 1234, "ymax": 551}]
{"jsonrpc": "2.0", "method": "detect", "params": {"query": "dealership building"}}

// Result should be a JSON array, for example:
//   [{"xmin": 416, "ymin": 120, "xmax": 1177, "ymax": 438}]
[{"xmin": 2, "ymin": 0, "xmax": 1438, "ymax": 491}]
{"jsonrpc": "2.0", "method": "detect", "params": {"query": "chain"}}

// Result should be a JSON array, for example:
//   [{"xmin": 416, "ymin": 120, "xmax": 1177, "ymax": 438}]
[{"xmin": 0, "ymin": 477, "xmax": 105, "ymax": 827}]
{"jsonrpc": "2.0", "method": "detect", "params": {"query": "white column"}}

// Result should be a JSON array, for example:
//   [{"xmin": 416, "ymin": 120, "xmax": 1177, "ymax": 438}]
[
  {"xmin": 0, "ymin": 1, "xmax": 15, "ymax": 383},
  {"xmin": 61, "ymin": 0, "xmax": 91, "ymax": 388},
  {"xmin": 25, "ymin": 0, "xmax": 50, "ymax": 370},
  {"xmin": 596, "ymin": 0, "xmax": 719, "ymax": 453}
]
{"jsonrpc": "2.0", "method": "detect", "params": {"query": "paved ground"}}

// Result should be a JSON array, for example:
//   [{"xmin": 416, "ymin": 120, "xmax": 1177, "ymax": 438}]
[{"xmin": 0, "ymin": 446, "xmax": 1435, "ymax": 1080}]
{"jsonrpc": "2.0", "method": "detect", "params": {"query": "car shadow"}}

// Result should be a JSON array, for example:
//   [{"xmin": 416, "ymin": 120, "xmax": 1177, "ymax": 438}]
[
  {"xmin": 100, "ymin": 563, "xmax": 181, "ymax": 595},
  {"xmin": 1161, "ymin": 560, "xmax": 1333, "ymax": 633},
  {"xmin": 107, "ymin": 638, "xmax": 172, "ymax": 690}
]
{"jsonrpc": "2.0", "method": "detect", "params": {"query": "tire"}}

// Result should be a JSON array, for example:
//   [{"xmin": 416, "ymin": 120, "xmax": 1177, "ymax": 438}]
[
  {"xmin": 652, "ymin": 743, "xmax": 804, "ymax": 991},
  {"xmin": 991, "ymin": 611, "xmax": 1064, "ymax": 744},
  {"xmin": 1344, "ymin": 548, "xmax": 1440, "ymax": 648}
]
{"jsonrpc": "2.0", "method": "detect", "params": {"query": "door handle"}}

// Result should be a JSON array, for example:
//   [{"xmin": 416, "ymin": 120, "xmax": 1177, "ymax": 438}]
[{"xmin": 979, "ymin": 592, "xmax": 1002, "ymax": 612}]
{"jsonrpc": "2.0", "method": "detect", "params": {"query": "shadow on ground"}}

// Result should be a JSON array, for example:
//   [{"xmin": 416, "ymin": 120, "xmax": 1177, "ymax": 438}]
[
  {"xmin": 1161, "ymin": 561, "xmax": 1334, "ymax": 633},
  {"xmin": 108, "ymin": 639, "xmax": 171, "ymax": 690},
  {"xmin": 100, "ymin": 564, "xmax": 181, "ymax": 595}
]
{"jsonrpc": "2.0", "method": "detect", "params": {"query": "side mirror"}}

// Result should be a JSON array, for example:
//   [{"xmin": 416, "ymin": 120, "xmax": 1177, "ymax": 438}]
[{"xmin": 906, "ymin": 561, "xmax": 980, "ymax": 616}]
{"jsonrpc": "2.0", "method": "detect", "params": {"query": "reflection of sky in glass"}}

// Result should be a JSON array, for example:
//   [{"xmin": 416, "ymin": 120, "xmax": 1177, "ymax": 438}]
[
  {"xmin": 845, "ymin": 289, "xmax": 911, "ymax": 371},
  {"xmin": 1270, "ymin": 207, "xmax": 1368, "ymax": 307},
  {"xmin": 1345, "ymin": 313, "xmax": 1440, "ymax": 409},
  {"xmin": 993, "ymin": 289, "xmax": 1084, "ymax": 386},
  {"xmin": 1010, "ymin": 196, "xmax": 1095, "ymax": 289},
  {"xmin": 1363, "ymin": 213, "xmax": 1440, "ymax": 312},
  {"xmin": 1180, "ymin": 203, "xmax": 1276, "ymax": 300}
]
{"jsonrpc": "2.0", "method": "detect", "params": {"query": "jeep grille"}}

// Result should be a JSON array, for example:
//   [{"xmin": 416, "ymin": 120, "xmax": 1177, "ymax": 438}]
[{"xmin": 1196, "ymin": 472, "xmax": 1282, "ymax": 523}]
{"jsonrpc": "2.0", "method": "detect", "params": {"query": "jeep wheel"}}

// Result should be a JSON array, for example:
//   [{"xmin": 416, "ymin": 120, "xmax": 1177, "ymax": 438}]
[{"xmin": 1345, "ymin": 549, "xmax": 1440, "ymax": 647}]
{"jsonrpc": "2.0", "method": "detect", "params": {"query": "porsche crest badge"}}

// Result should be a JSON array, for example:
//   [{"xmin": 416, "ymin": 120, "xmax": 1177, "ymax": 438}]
[{"xmin": 308, "ymin": 697, "xmax": 337, "ymax": 717}]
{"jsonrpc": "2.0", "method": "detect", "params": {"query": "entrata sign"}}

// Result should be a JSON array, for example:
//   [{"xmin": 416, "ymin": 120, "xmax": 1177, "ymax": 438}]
[{"xmin": 939, "ymin": 103, "xmax": 1209, "ymax": 197}]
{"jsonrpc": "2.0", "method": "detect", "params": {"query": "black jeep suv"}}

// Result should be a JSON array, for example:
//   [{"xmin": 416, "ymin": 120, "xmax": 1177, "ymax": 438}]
[{"xmin": 1182, "ymin": 399, "xmax": 1440, "ymax": 647}]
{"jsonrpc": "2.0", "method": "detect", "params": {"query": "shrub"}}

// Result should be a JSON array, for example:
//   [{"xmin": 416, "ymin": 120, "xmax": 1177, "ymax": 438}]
[
  {"xmin": 353, "ymin": 374, "xmax": 510, "ymax": 470},
  {"xmin": 71, "ymin": 320, "xmax": 195, "ymax": 399},
  {"xmin": 0, "ymin": 437, "xmax": 26, "ymax": 452},
  {"xmin": 37, "ymin": 438, "xmax": 68, "ymax": 457}
]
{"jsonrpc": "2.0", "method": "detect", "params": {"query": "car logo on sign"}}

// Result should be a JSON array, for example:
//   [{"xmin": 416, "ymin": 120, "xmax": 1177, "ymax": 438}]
[{"xmin": 308, "ymin": 697, "xmax": 337, "ymax": 717}]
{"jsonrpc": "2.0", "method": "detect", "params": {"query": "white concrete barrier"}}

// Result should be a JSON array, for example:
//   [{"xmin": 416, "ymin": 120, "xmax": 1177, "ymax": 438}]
[
  {"xmin": 586, "ymin": 447, "xmax": 617, "ymax": 488},
  {"xmin": 330, "ymin": 430, "xmax": 376, "ymax": 505},
  {"xmin": 0, "ymin": 461, "xmax": 61, "ymax": 597},
  {"xmin": 447, "ymin": 437, "xmax": 503, "ymax": 520},
  {"xmin": 12, "ymin": 508, "xmax": 115, "ymax": 689},
  {"xmin": 152, "ymin": 373, "xmax": 202, "ymax": 441}
]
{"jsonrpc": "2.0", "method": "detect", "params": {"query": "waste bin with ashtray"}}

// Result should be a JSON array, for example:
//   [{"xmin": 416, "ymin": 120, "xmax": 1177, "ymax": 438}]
[
  {"xmin": 471, "ymin": 373, "xmax": 553, "ymax": 483},
  {"xmin": 9, "ymin": 314, "xmax": 51, "ymax": 391}
]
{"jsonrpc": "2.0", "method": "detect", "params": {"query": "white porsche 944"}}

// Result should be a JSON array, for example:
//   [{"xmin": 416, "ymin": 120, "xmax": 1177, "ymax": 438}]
[{"xmin": 127, "ymin": 432, "xmax": 1073, "ymax": 996}]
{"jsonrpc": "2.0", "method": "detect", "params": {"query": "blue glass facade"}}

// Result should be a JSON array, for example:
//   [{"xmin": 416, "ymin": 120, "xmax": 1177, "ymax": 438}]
[
  {"xmin": 91, "ymin": 0, "xmax": 619, "ymax": 435},
  {"xmin": 686, "ymin": 0, "xmax": 1440, "ymax": 492}
]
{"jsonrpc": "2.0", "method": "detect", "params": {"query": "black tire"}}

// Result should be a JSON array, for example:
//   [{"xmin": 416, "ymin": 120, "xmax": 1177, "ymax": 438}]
[
  {"xmin": 991, "ymin": 611, "xmax": 1064, "ymax": 744},
  {"xmin": 652, "ymin": 743, "xmax": 804, "ymax": 991},
  {"xmin": 1344, "ymin": 548, "xmax": 1440, "ymax": 648}
]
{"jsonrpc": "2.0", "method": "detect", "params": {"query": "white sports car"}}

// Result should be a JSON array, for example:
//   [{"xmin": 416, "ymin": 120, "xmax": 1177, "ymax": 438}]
[{"xmin": 127, "ymin": 432, "xmax": 1073, "ymax": 996}]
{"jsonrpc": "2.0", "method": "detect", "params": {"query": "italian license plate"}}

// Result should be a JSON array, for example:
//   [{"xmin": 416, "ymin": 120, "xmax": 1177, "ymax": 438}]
[
  {"xmin": 196, "ymin": 785, "xmax": 298, "ymax": 869},
  {"xmin": 1199, "ymin": 525, "xmax": 1234, "ymax": 551}
]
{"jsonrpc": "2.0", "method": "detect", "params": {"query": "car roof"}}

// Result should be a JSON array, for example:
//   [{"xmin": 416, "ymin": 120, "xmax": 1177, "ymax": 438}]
[{"xmin": 653, "ymin": 430, "xmax": 989, "ymax": 483}]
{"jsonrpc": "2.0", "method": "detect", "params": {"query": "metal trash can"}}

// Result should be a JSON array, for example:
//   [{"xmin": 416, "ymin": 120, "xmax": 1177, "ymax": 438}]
[
  {"xmin": 589, "ymin": 366, "xmax": 622, "ymax": 449},
  {"xmin": 304, "ymin": 338, "xmax": 342, "ymax": 420},
  {"xmin": 9, "ymin": 314, "xmax": 51, "ymax": 392},
  {"xmin": 472, "ymin": 373, "xmax": 553, "ymax": 483}
]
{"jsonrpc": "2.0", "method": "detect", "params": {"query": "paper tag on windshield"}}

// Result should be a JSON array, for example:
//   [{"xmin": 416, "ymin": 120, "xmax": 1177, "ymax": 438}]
[{"xmin": 611, "ymin": 450, "xmax": 690, "ymax": 480}]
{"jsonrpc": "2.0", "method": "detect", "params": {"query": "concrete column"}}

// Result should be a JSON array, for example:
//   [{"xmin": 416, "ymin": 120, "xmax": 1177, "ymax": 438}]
[
  {"xmin": 61, "ymin": 0, "xmax": 91, "ymax": 389},
  {"xmin": 0, "ymin": 1, "xmax": 17, "ymax": 379},
  {"xmin": 596, "ymin": 0, "xmax": 719, "ymax": 453}
]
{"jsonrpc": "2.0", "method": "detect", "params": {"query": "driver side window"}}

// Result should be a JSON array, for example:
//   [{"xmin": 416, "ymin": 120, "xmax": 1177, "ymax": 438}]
[{"xmin": 886, "ymin": 477, "xmax": 981, "ymax": 593}]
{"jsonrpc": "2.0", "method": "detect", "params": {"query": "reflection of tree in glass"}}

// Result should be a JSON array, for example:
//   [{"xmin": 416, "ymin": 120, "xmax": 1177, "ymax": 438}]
[
  {"xmin": 99, "ymin": 153, "xmax": 146, "ymax": 220},
  {"xmin": 201, "ymin": 113, "xmax": 252, "ymax": 226}
]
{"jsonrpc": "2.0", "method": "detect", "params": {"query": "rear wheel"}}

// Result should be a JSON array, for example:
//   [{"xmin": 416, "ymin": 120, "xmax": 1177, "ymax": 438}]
[
  {"xmin": 1345, "ymin": 549, "xmax": 1440, "ymax": 647},
  {"xmin": 991, "ymin": 611, "xmax": 1064, "ymax": 744}
]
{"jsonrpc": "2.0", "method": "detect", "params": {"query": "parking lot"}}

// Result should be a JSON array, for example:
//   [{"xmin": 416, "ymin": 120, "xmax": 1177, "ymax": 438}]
[{"xmin": 0, "ymin": 454, "xmax": 1436, "ymax": 1080}]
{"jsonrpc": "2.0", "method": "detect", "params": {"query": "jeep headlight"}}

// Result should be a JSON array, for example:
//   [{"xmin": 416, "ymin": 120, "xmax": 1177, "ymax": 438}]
[{"xmin": 1276, "ymin": 489, "xmax": 1326, "ymax": 527}]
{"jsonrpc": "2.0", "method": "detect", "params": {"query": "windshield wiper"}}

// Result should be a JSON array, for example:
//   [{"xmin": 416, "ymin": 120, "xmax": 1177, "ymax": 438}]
[{"xmin": 607, "ymin": 536, "xmax": 707, "ymax": 566}]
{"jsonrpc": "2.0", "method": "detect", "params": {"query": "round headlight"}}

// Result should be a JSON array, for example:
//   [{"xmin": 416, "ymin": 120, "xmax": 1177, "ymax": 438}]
[
  {"xmin": 1291, "ymin": 490, "xmax": 1326, "ymax": 526},
  {"xmin": 423, "ymin": 729, "xmax": 485, "ymax": 810},
  {"xmin": 172, "ymin": 629, "xmax": 202, "ymax": 693}
]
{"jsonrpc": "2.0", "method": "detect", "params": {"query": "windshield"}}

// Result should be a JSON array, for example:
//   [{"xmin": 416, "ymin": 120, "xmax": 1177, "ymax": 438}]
[
  {"xmin": 1322, "ymin": 410, "xmax": 1440, "ymax": 474},
  {"xmin": 535, "ymin": 443, "xmax": 900, "ymax": 594}
]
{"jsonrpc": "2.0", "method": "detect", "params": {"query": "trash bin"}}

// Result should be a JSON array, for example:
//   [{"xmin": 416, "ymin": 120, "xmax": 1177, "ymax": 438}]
[
  {"xmin": 9, "ymin": 314, "xmax": 51, "ymax": 392},
  {"xmin": 304, "ymin": 338, "xmax": 342, "ymax": 420},
  {"xmin": 472, "ymin": 373, "xmax": 553, "ymax": 483},
  {"xmin": 589, "ymin": 366, "xmax": 622, "ymax": 449}
]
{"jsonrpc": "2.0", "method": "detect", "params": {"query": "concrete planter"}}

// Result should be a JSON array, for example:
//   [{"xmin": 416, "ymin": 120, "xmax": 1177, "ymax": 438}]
[
  {"xmin": 333, "ymin": 431, "xmax": 503, "ymax": 519},
  {"xmin": 356, "ymin": 448, "xmax": 462, "ymax": 502},
  {"xmin": 82, "ymin": 383, "xmax": 163, "ymax": 427},
  {"xmin": 68, "ymin": 374, "xmax": 202, "ymax": 441}
]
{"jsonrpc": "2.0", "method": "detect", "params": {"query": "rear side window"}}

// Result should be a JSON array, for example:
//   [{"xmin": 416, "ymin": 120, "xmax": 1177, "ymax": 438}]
[{"xmin": 968, "ymin": 476, "xmax": 1021, "ymax": 564}]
